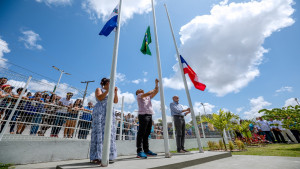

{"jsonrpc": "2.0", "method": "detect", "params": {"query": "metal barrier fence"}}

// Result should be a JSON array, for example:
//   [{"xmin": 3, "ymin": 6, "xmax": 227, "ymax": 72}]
[{"xmin": 0, "ymin": 67, "xmax": 222, "ymax": 141}]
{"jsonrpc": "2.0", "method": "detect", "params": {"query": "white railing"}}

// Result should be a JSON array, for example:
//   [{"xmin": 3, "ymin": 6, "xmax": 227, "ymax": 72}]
[{"xmin": 0, "ymin": 96, "xmax": 93, "ymax": 140}]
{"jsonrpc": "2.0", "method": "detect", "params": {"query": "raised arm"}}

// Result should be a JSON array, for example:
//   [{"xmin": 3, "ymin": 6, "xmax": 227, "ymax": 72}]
[
  {"xmin": 141, "ymin": 79, "xmax": 159, "ymax": 98},
  {"xmin": 95, "ymin": 88, "xmax": 109, "ymax": 101},
  {"xmin": 114, "ymin": 87, "xmax": 118, "ymax": 104}
]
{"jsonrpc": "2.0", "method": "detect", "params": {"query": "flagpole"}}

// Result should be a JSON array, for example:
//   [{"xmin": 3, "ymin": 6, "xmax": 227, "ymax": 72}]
[
  {"xmin": 164, "ymin": 4, "xmax": 204, "ymax": 153},
  {"xmin": 101, "ymin": 0, "xmax": 123, "ymax": 166},
  {"xmin": 151, "ymin": 0, "xmax": 171, "ymax": 158}
]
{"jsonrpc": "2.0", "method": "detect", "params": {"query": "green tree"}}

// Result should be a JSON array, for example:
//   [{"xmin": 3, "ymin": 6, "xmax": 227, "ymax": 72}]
[
  {"xmin": 259, "ymin": 105, "xmax": 300, "ymax": 130},
  {"xmin": 202, "ymin": 109, "xmax": 239, "ymax": 150}
]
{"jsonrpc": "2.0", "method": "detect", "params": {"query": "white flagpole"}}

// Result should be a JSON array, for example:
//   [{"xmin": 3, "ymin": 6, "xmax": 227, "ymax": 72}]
[
  {"xmin": 151, "ymin": 0, "xmax": 171, "ymax": 158},
  {"xmin": 164, "ymin": 4, "xmax": 204, "ymax": 153},
  {"xmin": 101, "ymin": 0, "xmax": 123, "ymax": 166}
]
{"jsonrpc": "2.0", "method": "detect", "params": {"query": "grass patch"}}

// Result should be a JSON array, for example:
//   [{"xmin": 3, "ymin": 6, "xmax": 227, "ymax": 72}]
[
  {"xmin": 171, "ymin": 144, "xmax": 300, "ymax": 157},
  {"xmin": 0, "ymin": 163, "xmax": 14, "ymax": 169},
  {"xmin": 231, "ymin": 144, "xmax": 300, "ymax": 157}
]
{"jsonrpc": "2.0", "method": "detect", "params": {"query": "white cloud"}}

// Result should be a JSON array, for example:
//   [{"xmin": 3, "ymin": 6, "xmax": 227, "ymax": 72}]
[
  {"xmin": 163, "ymin": 0, "xmax": 295, "ymax": 96},
  {"xmin": 132, "ymin": 78, "xmax": 148, "ymax": 84},
  {"xmin": 36, "ymin": 0, "xmax": 72, "ymax": 6},
  {"xmin": 82, "ymin": 0, "xmax": 154, "ymax": 23},
  {"xmin": 19, "ymin": 30, "xmax": 43, "ymax": 50},
  {"xmin": 132, "ymin": 79, "xmax": 141, "ymax": 84},
  {"xmin": 284, "ymin": 97, "xmax": 299, "ymax": 107},
  {"xmin": 220, "ymin": 0, "xmax": 229, "ymax": 6},
  {"xmin": 118, "ymin": 91, "xmax": 135, "ymax": 104},
  {"xmin": 0, "ymin": 37, "xmax": 10, "ymax": 67},
  {"xmin": 163, "ymin": 64, "xmax": 193, "ymax": 90},
  {"xmin": 276, "ymin": 86, "xmax": 293, "ymax": 93},
  {"xmin": 143, "ymin": 71, "xmax": 148, "ymax": 76},
  {"xmin": 116, "ymin": 72, "xmax": 126, "ymax": 83},
  {"xmin": 7, "ymin": 79, "xmax": 81, "ymax": 98},
  {"xmin": 193, "ymin": 102, "xmax": 215, "ymax": 115},
  {"xmin": 243, "ymin": 96, "xmax": 272, "ymax": 119},
  {"xmin": 236, "ymin": 107, "xmax": 244, "ymax": 114}
]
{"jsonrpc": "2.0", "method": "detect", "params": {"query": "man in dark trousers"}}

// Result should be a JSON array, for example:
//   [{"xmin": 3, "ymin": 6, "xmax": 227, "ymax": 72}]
[
  {"xmin": 170, "ymin": 96, "xmax": 190, "ymax": 153},
  {"xmin": 135, "ymin": 79, "xmax": 159, "ymax": 159}
]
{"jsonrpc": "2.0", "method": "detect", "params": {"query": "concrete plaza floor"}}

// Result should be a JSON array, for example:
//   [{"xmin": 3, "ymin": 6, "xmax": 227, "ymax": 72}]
[
  {"xmin": 14, "ymin": 152, "xmax": 300, "ymax": 169},
  {"xmin": 185, "ymin": 155, "xmax": 300, "ymax": 169}
]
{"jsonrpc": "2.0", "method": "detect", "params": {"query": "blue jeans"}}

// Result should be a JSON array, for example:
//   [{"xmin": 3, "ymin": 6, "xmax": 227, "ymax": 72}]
[
  {"xmin": 30, "ymin": 113, "xmax": 42, "ymax": 135},
  {"xmin": 51, "ymin": 112, "xmax": 67, "ymax": 136}
]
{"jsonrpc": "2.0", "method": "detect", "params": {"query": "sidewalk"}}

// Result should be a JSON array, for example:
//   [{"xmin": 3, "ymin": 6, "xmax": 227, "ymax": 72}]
[
  {"xmin": 14, "ymin": 152, "xmax": 300, "ymax": 169},
  {"xmin": 185, "ymin": 155, "xmax": 300, "ymax": 169},
  {"xmin": 15, "ymin": 151, "xmax": 231, "ymax": 169}
]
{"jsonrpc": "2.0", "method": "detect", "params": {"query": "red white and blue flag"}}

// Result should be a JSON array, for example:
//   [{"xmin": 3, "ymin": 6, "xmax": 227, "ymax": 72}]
[{"xmin": 180, "ymin": 55, "xmax": 206, "ymax": 91}]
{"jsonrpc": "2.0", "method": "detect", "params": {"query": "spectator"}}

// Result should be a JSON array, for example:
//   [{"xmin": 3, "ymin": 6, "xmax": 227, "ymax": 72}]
[
  {"xmin": 64, "ymin": 99, "xmax": 82, "ymax": 138},
  {"xmin": 0, "ymin": 77, "xmax": 8, "ymax": 88},
  {"xmin": 26, "ymin": 92, "xmax": 32, "ymax": 98},
  {"xmin": 269, "ymin": 118, "xmax": 285, "ymax": 143},
  {"xmin": 255, "ymin": 117, "xmax": 275, "ymax": 143},
  {"xmin": 276, "ymin": 118, "xmax": 298, "ymax": 143},
  {"xmin": 39, "ymin": 93, "xmax": 58, "ymax": 136},
  {"xmin": 0, "ymin": 85, "xmax": 16, "ymax": 134},
  {"xmin": 13, "ymin": 88, "xmax": 28, "ymax": 134},
  {"xmin": 78, "ymin": 101, "xmax": 93, "ymax": 139},
  {"xmin": 51, "ymin": 92, "xmax": 73, "ymax": 137},
  {"xmin": 128, "ymin": 114, "xmax": 136, "ymax": 140},
  {"xmin": 115, "ymin": 112, "xmax": 121, "ymax": 140},
  {"xmin": 123, "ymin": 114, "xmax": 130, "ymax": 140},
  {"xmin": 29, "ymin": 92, "xmax": 45, "ymax": 135}
]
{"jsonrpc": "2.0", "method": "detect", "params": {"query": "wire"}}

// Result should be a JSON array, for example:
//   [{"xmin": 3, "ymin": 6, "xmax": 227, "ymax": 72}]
[{"xmin": 0, "ymin": 58, "xmax": 57, "ymax": 82}]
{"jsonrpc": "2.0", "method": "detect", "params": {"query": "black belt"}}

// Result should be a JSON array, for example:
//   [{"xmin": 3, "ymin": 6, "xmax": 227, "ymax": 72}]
[{"xmin": 174, "ymin": 115, "xmax": 184, "ymax": 118}]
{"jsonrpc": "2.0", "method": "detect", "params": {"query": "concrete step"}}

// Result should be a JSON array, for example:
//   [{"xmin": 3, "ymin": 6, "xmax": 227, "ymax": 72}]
[{"xmin": 54, "ymin": 151, "xmax": 231, "ymax": 169}]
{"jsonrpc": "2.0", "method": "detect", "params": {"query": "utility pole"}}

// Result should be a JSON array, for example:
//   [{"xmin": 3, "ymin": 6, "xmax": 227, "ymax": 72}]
[
  {"xmin": 81, "ymin": 80, "xmax": 95, "ymax": 106},
  {"xmin": 52, "ymin": 66, "xmax": 71, "ymax": 93},
  {"xmin": 201, "ymin": 102, "xmax": 207, "ymax": 115},
  {"xmin": 295, "ymin": 98, "xmax": 300, "ymax": 106}
]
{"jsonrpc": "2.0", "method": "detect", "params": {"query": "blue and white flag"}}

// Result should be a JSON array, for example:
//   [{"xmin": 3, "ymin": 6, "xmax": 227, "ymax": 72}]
[{"xmin": 99, "ymin": 4, "xmax": 119, "ymax": 36}]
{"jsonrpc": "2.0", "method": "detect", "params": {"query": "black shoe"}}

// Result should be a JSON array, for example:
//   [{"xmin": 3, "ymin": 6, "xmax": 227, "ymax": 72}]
[
  {"xmin": 177, "ymin": 150, "xmax": 185, "ymax": 153},
  {"xmin": 183, "ymin": 149, "xmax": 190, "ymax": 152},
  {"xmin": 109, "ymin": 160, "xmax": 115, "ymax": 164}
]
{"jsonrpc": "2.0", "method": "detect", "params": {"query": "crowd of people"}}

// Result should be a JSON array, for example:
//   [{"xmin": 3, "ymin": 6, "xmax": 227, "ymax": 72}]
[
  {"xmin": 234, "ymin": 117, "xmax": 300, "ymax": 144},
  {"xmin": 115, "ymin": 113, "xmax": 167, "ymax": 140},
  {"xmin": 0, "ymin": 77, "xmax": 169, "ymax": 141},
  {"xmin": 0, "ymin": 77, "xmax": 94, "ymax": 139}
]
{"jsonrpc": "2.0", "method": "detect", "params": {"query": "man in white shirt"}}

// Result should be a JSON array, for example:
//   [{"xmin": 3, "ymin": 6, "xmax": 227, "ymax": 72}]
[
  {"xmin": 269, "ymin": 118, "xmax": 285, "ymax": 143},
  {"xmin": 255, "ymin": 117, "xmax": 275, "ymax": 143},
  {"xmin": 275, "ymin": 118, "xmax": 298, "ymax": 143}
]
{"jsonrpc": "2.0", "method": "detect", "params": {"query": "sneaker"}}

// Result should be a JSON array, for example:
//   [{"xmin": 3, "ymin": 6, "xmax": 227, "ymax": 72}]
[
  {"xmin": 145, "ymin": 150, "xmax": 157, "ymax": 156},
  {"xmin": 137, "ymin": 152, "xmax": 147, "ymax": 159}
]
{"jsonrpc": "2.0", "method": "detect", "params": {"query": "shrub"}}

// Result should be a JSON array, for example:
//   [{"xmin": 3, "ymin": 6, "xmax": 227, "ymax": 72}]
[
  {"xmin": 219, "ymin": 139, "xmax": 224, "ymax": 150},
  {"xmin": 207, "ymin": 141, "xmax": 215, "ymax": 151},
  {"xmin": 215, "ymin": 142, "xmax": 221, "ymax": 150},
  {"xmin": 235, "ymin": 139, "xmax": 243, "ymax": 150},
  {"xmin": 241, "ymin": 141, "xmax": 245, "ymax": 150},
  {"xmin": 228, "ymin": 141, "xmax": 234, "ymax": 151}
]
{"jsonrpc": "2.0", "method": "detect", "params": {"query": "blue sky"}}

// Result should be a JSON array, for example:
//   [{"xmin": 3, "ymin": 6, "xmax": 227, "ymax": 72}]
[{"xmin": 0, "ymin": 0, "xmax": 299, "ymax": 121}]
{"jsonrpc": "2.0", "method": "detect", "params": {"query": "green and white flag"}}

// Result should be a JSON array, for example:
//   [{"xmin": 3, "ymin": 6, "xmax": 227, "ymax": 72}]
[{"xmin": 140, "ymin": 26, "xmax": 152, "ymax": 55}]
